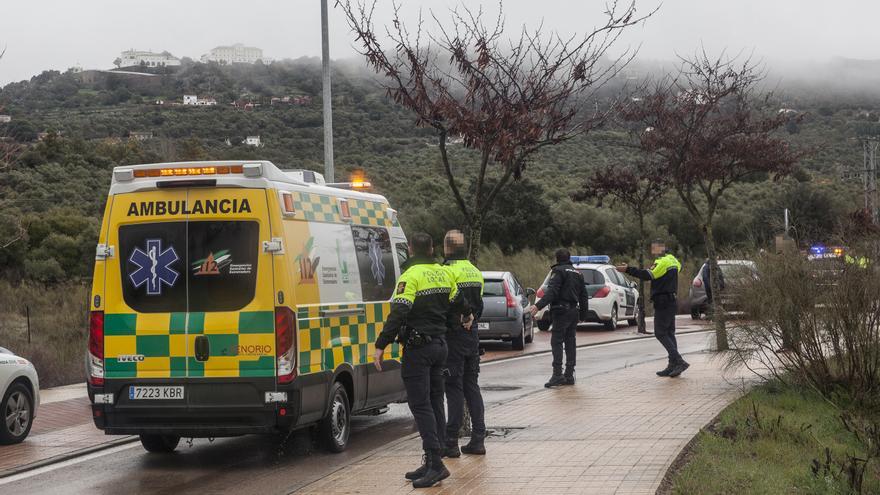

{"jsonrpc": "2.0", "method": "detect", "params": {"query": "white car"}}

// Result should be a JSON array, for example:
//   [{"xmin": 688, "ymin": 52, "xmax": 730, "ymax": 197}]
[
  {"xmin": 0, "ymin": 346, "xmax": 39, "ymax": 444},
  {"xmin": 534, "ymin": 256, "xmax": 640, "ymax": 331}
]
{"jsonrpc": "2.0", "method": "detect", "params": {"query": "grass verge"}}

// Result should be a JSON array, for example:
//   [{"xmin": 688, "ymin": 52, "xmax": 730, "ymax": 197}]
[
  {"xmin": 0, "ymin": 281, "xmax": 89, "ymax": 388},
  {"xmin": 661, "ymin": 382, "xmax": 880, "ymax": 494}
]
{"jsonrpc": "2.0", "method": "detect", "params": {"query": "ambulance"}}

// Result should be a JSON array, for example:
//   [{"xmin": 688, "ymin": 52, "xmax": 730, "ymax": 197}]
[{"xmin": 87, "ymin": 161, "xmax": 409, "ymax": 453}]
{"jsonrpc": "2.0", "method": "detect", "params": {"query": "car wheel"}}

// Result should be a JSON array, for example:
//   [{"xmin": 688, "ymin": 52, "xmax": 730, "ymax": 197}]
[
  {"xmin": 603, "ymin": 305, "xmax": 618, "ymax": 331},
  {"xmin": 139, "ymin": 434, "xmax": 180, "ymax": 453},
  {"xmin": 319, "ymin": 382, "xmax": 351, "ymax": 453},
  {"xmin": 627, "ymin": 305, "xmax": 639, "ymax": 327},
  {"xmin": 524, "ymin": 318, "xmax": 534, "ymax": 344},
  {"xmin": 0, "ymin": 382, "xmax": 34, "ymax": 445},
  {"xmin": 512, "ymin": 322, "xmax": 525, "ymax": 350},
  {"xmin": 537, "ymin": 317, "xmax": 551, "ymax": 332}
]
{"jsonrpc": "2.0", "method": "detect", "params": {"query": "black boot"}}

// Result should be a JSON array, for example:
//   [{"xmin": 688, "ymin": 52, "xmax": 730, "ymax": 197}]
[
  {"xmin": 545, "ymin": 374, "xmax": 566, "ymax": 388},
  {"xmin": 656, "ymin": 363, "xmax": 674, "ymax": 377},
  {"xmin": 405, "ymin": 453, "xmax": 428, "ymax": 481},
  {"xmin": 563, "ymin": 367, "xmax": 575, "ymax": 385},
  {"xmin": 442, "ymin": 442, "xmax": 461, "ymax": 458},
  {"xmin": 413, "ymin": 449, "xmax": 450, "ymax": 488},
  {"xmin": 668, "ymin": 361, "xmax": 690, "ymax": 378},
  {"xmin": 460, "ymin": 436, "xmax": 486, "ymax": 455}
]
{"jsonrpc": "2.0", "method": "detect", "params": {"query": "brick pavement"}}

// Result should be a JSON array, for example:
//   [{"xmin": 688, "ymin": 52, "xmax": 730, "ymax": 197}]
[
  {"xmin": 0, "ymin": 396, "xmax": 130, "ymax": 476},
  {"xmin": 294, "ymin": 352, "xmax": 750, "ymax": 495}
]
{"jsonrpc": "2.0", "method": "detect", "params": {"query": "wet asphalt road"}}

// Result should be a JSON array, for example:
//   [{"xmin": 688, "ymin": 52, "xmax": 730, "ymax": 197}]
[{"xmin": 1, "ymin": 331, "xmax": 715, "ymax": 495}]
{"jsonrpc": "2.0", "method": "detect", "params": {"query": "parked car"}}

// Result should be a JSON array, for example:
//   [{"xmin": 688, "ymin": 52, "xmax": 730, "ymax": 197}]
[
  {"xmin": 0, "ymin": 346, "xmax": 40, "ymax": 445},
  {"xmin": 689, "ymin": 260, "xmax": 758, "ymax": 319},
  {"xmin": 475, "ymin": 271, "xmax": 535, "ymax": 350},
  {"xmin": 534, "ymin": 256, "xmax": 640, "ymax": 331}
]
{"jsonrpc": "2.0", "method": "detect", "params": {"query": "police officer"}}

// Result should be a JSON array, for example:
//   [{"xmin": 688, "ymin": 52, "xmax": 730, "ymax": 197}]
[
  {"xmin": 617, "ymin": 241, "xmax": 689, "ymax": 377},
  {"xmin": 373, "ymin": 232, "xmax": 455, "ymax": 488},
  {"xmin": 441, "ymin": 230, "xmax": 487, "ymax": 458},
  {"xmin": 529, "ymin": 248, "xmax": 589, "ymax": 388}
]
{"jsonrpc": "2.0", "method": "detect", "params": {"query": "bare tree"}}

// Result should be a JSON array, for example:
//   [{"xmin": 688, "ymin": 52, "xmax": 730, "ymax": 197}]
[
  {"xmin": 338, "ymin": 0, "xmax": 654, "ymax": 259},
  {"xmin": 575, "ymin": 159, "xmax": 668, "ymax": 333},
  {"xmin": 620, "ymin": 51, "xmax": 802, "ymax": 350}
]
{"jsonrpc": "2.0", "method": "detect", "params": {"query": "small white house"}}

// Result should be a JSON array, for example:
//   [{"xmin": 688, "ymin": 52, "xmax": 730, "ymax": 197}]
[
  {"xmin": 0, "ymin": 115, "xmax": 11, "ymax": 123},
  {"xmin": 243, "ymin": 136, "xmax": 262, "ymax": 147},
  {"xmin": 183, "ymin": 95, "xmax": 217, "ymax": 106},
  {"xmin": 183, "ymin": 95, "xmax": 198, "ymax": 105}
]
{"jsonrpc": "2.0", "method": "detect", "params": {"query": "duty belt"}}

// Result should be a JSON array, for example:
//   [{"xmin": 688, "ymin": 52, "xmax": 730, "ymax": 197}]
[{"xmin": 401, "ymin": 328, "xmax": 438, "ymax": 348}]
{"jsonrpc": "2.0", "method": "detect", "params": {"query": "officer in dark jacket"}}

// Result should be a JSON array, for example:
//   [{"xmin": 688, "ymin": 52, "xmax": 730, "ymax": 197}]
[
  {"xmin": 441, "ymin": 230, "xmax": 487, "ymax": 458},
  {"xmin": 530, "ymin": 248, "xmax": 589, "ymax": 387},
  {"xmin": 617, "ymin": 242, "xmax": 689, "ymax": 377},
  {"xmin": 374, "ymin": 232, "xmax": 456, "ymax": 488}
]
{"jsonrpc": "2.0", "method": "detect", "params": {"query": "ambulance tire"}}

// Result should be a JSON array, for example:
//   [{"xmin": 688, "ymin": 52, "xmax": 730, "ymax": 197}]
[
  {"xmin": 140, "ymin": 434, "xmax": 180, "ymax": 453},
  {"xmin": 319, "ymin": 382, "xmax": 351, "ymax": 453}
]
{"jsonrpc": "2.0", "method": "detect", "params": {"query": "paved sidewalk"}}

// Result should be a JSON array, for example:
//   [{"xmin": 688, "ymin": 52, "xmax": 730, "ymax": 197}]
[{"xmin": 295, "ymin": 352, "xmax": 750, "ymax": 495}]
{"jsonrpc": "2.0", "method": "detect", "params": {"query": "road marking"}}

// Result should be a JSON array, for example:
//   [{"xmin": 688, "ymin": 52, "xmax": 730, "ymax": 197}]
[
  {"xmin": 482, "ymin": 330, "xmax": 713, "ymax": 367},
  {"xmin": 0, "ymin": 441, "xmax": 140, "ymax": 485}
]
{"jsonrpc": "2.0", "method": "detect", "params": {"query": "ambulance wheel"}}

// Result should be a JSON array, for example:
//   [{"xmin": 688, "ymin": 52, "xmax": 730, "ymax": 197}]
[
  {"xmin": 319, "ymin": 382, "xmax": 350, "ymax": 453},
  {"xmin": 140, "ymin": 434, "xmax": 180, "ymax": 453}
]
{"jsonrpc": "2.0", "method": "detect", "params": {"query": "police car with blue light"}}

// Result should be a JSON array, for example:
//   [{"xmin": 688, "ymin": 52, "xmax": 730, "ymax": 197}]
[{"xmin": 534, "ymin": 255, "xmax": 640, "ymax": 331}]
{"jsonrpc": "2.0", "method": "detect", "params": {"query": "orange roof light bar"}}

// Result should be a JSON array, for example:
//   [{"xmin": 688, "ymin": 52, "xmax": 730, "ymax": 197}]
[{"xmin": 133, "ymin": 165, "xmax": 244, "ymax": 178}]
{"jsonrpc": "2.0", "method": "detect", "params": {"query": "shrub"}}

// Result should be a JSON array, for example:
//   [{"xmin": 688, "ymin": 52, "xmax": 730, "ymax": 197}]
[{"xmin": 728, "ymin": 243, "xmax": 880, "ymax": 409}]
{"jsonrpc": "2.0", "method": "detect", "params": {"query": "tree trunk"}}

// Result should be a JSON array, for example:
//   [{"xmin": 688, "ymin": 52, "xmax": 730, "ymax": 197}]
[
  {"xmin": 703, "ymin": 222, "xmax": 729, "ymax": 351},
  {"xmin": 637, "ymin": 212, "xmax": 648, "ymax": 333},
  {"xmin": 467, "ymin": 217, "xmax": 483, "ymax": 264}
]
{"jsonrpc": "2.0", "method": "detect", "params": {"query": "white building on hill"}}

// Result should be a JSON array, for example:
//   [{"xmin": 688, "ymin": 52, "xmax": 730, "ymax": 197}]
[
  {"xmin": 117, "ymin": 50, "xmax": 181, "ymax": 68},
  {"xmin": 243, "ymin": 135, "xmax": 262, "ymax": 147},
  {"xmin": 201, "ymin": 44, "xmax": 268, "ymax": 65}
]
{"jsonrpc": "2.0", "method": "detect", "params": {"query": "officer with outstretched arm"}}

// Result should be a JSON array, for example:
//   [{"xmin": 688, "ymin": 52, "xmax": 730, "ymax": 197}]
[
  {"xmin": 441, "ymin": 230, "xmax": 487, "ymax": 458},
  {"xmin": 617, "ymin": 241, "xmax": 689, "ymax": 377},
  {"xmin": 373, "ymin": 232, "xmax": 456, "ymax": 488},
  {"xmin": 529, "ymin": 248, "xmax": 589, "ymax": 388}
]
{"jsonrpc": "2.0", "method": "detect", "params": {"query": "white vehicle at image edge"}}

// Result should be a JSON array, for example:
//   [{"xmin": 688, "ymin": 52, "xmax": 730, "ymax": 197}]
[
  {"xmin": 0, "ymin": 346, "xmax": 40, "ymax": 445},
  {"xmin": 534, "ymin": 256, "xmax": 640, "ymax": 331}
]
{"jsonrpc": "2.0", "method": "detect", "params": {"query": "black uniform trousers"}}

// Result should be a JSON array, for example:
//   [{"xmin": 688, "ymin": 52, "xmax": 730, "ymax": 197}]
[
  {"xmin": 551, "ymin": 307, "xmax": 579, "ymax": 375},
  {"xmin": 653, "ymin": 294, "xmax": 683, "ymax": 365},
  {"xmin": 444, "ymin": 333, "xmax": 486, "ymax": 443},
  {"xmin": 401, "ymin": 337, "xmax": 448, "ymax": 451}
]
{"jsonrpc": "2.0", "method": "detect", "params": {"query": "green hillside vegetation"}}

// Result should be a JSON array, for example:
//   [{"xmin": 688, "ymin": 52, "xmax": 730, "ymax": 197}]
[{"xmin": 0, "ymin": 58, "xmax": 867, "ymax": 285}]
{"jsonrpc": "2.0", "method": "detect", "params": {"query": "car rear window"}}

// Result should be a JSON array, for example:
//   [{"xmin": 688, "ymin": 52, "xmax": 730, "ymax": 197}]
[
  {"xmin": 483, "ymin": 280, "xmax": 506, "ymax": 297},
  {"xmin": 579, "ymin": 269, "xmax": 605, "ymax": 285},
  {"xmin": 120, "ymin": 220, "xmax": 259, "ymax": 313}
]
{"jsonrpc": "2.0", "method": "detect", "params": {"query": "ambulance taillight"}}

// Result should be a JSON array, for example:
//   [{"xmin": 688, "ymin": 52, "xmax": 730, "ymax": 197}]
[
  {"xmin": 88, "ymin": 311, "xmax": 105, "ymax": 386},
  {"xmin": 275, "ymin": 307, "xmax": 297, "ymax": 384}
]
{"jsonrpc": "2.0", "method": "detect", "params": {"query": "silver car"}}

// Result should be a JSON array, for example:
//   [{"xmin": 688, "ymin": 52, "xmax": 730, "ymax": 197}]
[
  {"xmin": 475, "ymin": 271, "xmax": 535, "ymax": 350},
  {"xmin": 689, "ymin": 260, "xmax": 757, "ymax": 319}
]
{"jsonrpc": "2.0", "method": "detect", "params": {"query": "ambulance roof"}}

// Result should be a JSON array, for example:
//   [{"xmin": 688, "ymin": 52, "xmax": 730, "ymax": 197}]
[{"xmin": 108, "ymin": 160, "xmax": 389, "ymax": 204}]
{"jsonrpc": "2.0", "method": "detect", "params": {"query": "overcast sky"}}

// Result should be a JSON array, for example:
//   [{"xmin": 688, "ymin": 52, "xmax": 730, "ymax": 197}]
[{"xmin": 0, "ymin": 0, "xmax": 877, "ymax": 86}]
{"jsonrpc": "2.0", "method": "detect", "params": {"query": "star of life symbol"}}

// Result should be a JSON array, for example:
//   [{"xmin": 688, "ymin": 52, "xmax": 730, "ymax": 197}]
[{"xmin": 129, "ymin": 239, "xmax": 180, "ymax": 295}]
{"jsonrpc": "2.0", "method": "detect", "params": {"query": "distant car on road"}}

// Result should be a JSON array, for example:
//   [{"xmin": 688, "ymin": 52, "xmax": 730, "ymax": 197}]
[
  {"xmin": 689, "ymin": 260, "xmax": 757, "ymax": 319},
  {"xmin": 0, "ymin": 346, "xmax": 40, "ymax": 445},
  {"xmin": 534, "ymin": 256, "xmax": 640, "ymax": 331},
  {"xmin": 476, "ymin": 271, "xmax": 535, "ymax": 350}
]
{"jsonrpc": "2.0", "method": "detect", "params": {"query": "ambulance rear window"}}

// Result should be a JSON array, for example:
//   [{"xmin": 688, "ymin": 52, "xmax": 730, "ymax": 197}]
[{"xmin": 119, "ymin": 221, "xmax": 259, "ymax": 313}]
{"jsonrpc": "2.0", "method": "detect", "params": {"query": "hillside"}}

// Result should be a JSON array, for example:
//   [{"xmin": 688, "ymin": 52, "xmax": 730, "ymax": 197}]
[{"xmin": 0, "ymin": 57, "xmax": 867, "ymax": 284}]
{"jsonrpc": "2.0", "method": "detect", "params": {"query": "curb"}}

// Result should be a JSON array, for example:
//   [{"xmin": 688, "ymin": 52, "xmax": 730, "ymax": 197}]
[
  {"xmin": 481, "ymin": 326, "xmax": 711, "ymax": 364},
  {"xmin": 0, "ymin": 436, "xmax": 138, "ymax": 480}
]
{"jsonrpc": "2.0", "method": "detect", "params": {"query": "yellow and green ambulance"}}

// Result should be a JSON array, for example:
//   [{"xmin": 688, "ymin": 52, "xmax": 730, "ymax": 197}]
[{"xmin": 88, "ymin": 161, "xmax": 409, "ymax": 453}]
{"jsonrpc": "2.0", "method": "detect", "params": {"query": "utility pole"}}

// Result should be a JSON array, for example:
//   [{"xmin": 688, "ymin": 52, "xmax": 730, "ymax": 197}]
[
  {"xmin": 862, "ymin": 137, "xmax": 878, "ymax": 224},
  {"xmin": 321, "ymin": 0, "xmax": 335, "ymax": 183}
]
